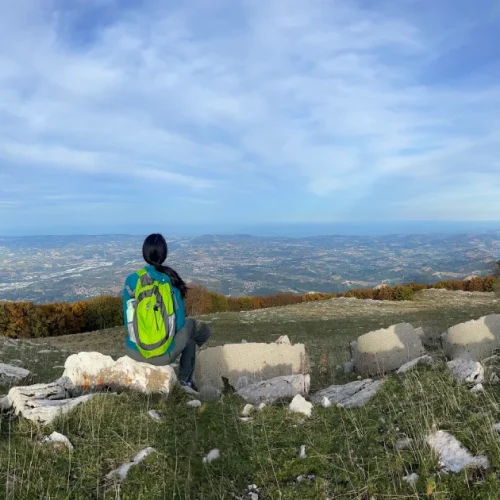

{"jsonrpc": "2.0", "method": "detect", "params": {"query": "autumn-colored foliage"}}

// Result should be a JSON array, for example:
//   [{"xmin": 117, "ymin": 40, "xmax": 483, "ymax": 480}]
[{"xmin": 0, "ymin": 275, "xmax": 497, "ymax": 339}]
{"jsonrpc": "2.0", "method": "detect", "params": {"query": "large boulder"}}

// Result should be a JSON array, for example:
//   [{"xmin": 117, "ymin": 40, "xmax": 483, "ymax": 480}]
[
  {"xmin": 443, "ymin": 315, "xmax": 500, "ymax": 361},
  {"xmin": 194, "ymin": 341, "xmax": 308, "ymax": 391},
  {"xmin": 352, "ymin": 323, "xmax": 425, "ymax": 376},
  {"xmin": 62, "ymin": 352, "xmax": 177, "ymax": 394}
]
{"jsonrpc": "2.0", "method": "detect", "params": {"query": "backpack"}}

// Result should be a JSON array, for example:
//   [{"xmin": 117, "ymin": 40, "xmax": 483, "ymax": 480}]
[{"xmin": 130, "ymin": 268, "xmax": 177, "ymax": 358}]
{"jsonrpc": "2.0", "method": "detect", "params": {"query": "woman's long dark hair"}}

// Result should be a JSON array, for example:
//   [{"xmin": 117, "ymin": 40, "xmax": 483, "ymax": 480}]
[{"xmin": 142, "ymin": 233, "xmax": 188, "ymax": 298}]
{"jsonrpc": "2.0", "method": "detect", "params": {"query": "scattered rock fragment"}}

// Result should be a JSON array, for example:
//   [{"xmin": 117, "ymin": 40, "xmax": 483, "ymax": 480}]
[
  {"xmin": 41, "ymin": 431, "xmax": 73, "ymax": 451},
  {"xmin": 237, "ymin": 374, "xmax": 310, "ymax": 405},
  {"xmin": 312, "ymin": 379, "xmax": 384, "ymax": 408},
  {"xmin": 471, "ymin": 383, "xmax": 485, "ymax": 394},
  {"xmin": 493, "ymin": 423, "xmax": 500, "ymax": 433},
  {"xmin": 186, "ymin": 399, "xmax": 202, "ymax": 408},
  {"xmin": 239, "ymin": 417, "xmax": 253, "ymax": 423},
  {"xmin": 297, "ymin": 474, "xmax": 315, "ymax": 482},
  {"xmin": 203, "ymin": 449, "xmax": 220, "ymax": 464},
  {"xmin": 299, "ymin": 445, "xmax": 307, "ymax": 459},
  {"xmin": 321, "ymin": 396, "xmax": 332, "ymax": 408},
  {"xmin": 402, "ymin": 473, "xmax": 419, "ymax": 486},
  {"xmin": 289, "ymin": 395, "xmax": 313, "ymax": 418},
  {"xmin": 0, "ymin": 363, "xmax": 30, "ymax": 382},
  {"xmin": 257, "ymin": 402, "xmax": 266, "ymax": 411},
  {"xmin": 275, "ymin": 335, "xmax": 291, "ymax": 345},
  {"xmin": 446, "ymin": 359, "xmax": 484, "ymax": 384},
  {"xmin": 396, "ymin": 355, "xmax": 433, "ymax": 374},
  {"xmin": 38, "ymin": 350, "xmax": 53, "ymax": 354},
  {"xmin": 395, "ymin": 437, "xmax": 413, "ymax": 451},
  {"xmin": 106, "ymin": 447, "xmax": 156, "ymax": 481},
  {"xmin": 148, "ymin": 410, "xmax": 162, "ymax": 421},
  {"xmin": 426, "ymin": 430, "xmax": 489, "ymax": 473},
  {"xmin": 241, "ymin": 404, "xmax": 255, "ymax": 417}
]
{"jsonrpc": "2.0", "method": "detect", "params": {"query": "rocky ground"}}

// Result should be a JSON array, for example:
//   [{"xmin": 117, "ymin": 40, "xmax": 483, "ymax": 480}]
[{"xmin": 1, "ymin": 290, "xmax": 500, "ymax": 498}]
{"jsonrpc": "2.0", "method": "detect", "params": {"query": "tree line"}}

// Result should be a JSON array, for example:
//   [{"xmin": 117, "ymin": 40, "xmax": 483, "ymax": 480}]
[{"xmin": 0, "ymin": 275, "xmax": 498, "ymax": 339}]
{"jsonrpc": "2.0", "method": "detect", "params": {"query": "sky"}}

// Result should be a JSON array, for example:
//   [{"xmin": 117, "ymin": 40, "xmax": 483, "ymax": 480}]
[{"xmin": 0, "ymin": 0, "xmax": 500, "ymax": 236}]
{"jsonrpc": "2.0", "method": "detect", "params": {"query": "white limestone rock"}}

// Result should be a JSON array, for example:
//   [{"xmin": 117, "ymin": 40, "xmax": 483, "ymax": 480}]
[
  {"xmin": 289, "ymin": 395, "xmax": 313, "ymax": 418},
  {"xmin": 321, "ymin": 396, "xmax": 332, "ymax": 408},
  {"xmin": 186, "ymin": 399, "xmax": 202, "ymax": 408},
  {"xmin": 311, "ymin": 379, "xmax": 384, "ymax": 408},
  {"xmin": 42, "ymin": 431, "xmax": 74, "ymax": 451},
  {"xmin": 148, "ymin": 410, "xmax": 162, "ymax": 421},
  {"xmin": 241, "ymin": 404, "xmax": 255, "ymax": 417},
  {"xmin": 63, "ymin": 352, "xmax": 177, "ymax": 395},
  {"xmin": 352, "ymin": 323, "xmax": 426, "ymax": 376},
  {"xmin": 395, "ymin": 437, "xmax": 413, "ymax": 451},
  {"xmin": 471, "ymin": 383, "xmax": 485, "ymax": 394},
  {"xmin": 275, "ymin": 335, "xmax": 291, "ymax": 345},
  {"xmin": 0, "ymin": 363, "xmax": 30, "ymax": 381},
  {"xmin": 194, "ymin": 342, "xmax": 307, "ymax": 391},
  {"xmin": 299, "ymin": 445, "xmax": 307, "ymax": 459},
  {"xmin": 446, "ymin": 359, "xmax": 484, "ymax": 384},
  {"xmin": 396, "ymin": 355, "xmax": 433, "ymax": 374},
  {"xmin": 106, "ymin": 447, "xmax": 156, "ymax": 481},
  {"xmin": 403, "ymin": 473, "xmax": 419, "ymax": 486},
  {"xmin": 203, "ymin": 449, "xmax": 220, "ymax": 464},
  {"xmin": 426, "ymin": 430, "xmax": 489, "ymax": 473},
  {"xmin": 443, "ymin": 315, "xmax": 500, "ymax": 361},
  {"xmin": 236, "ymin": 374, "xmax": 310, "ymax": 405},
  {"xmin": 8, "ymin": 382, "xmax": 99, "ymax": 425}
]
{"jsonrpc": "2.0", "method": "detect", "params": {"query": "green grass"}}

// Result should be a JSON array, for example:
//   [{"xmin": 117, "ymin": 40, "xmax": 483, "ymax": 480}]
[{"xmin": 1, "ymin": 291, "xmax": 500, "ymax": 498}]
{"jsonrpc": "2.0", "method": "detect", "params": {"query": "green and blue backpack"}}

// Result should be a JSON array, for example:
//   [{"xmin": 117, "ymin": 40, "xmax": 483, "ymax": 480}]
[{"xmin": 130, "ymin": 268, "xmax": 177, "ymax": 358}]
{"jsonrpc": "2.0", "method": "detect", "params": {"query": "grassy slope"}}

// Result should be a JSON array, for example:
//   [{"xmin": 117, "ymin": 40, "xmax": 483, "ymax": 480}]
[{"xmin": 1, "ymin": 290, "xmax": 500, "ymax": 498}]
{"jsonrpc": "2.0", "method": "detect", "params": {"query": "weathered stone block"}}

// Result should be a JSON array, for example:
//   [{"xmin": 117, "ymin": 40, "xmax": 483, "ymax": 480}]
[
  {"xmin": 443, "ymin": 314, "xmax": 500, "ymax": 361},
  {"xmin": 194, "ymin": 342, "xmax": 307, "ymax": 391},
  {"xmin": 352, "ymin": 323, "xmax": 425, "ymax": 376}
]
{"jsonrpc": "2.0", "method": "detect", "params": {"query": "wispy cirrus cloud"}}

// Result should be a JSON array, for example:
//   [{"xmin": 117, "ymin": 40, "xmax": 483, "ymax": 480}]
[{"xmin": 0, "ymin": 0, "xmax": 499, "ymax": 233}]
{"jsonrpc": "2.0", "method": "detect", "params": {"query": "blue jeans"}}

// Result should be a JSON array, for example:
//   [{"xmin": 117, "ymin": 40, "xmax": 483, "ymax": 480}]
[{"xmin": 125, "ymin": 318, "xmax": 211, "ymax": 381}]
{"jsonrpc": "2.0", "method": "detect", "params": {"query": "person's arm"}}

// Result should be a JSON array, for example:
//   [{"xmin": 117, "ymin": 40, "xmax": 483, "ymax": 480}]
[
  {"xmin": 123, "ymin": 273, "xmax": 139, "ymax": 327},
  {"xmin": 172, "ymin": 286, "xmax": 186, "ymax": 331}
]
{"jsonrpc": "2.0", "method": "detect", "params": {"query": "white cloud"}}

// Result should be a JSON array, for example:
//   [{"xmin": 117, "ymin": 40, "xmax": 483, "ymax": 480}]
[{"xmin": 0, "ymin": 0, "xmax": 499, "ymax": 222}]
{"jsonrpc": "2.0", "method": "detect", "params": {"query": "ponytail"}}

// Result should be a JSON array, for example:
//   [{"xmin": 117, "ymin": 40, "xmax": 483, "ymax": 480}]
[{"xmin": 153, "ymin": 264, "xmax": 188, "ymax": 299}]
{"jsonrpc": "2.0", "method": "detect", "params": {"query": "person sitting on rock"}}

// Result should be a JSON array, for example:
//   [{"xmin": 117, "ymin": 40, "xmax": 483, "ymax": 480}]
[{"xmin": 123, "ymin": 233, "xmax": 211, "ymax": 393}]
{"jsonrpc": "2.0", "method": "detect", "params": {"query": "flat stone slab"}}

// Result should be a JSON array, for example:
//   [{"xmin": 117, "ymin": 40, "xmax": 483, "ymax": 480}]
[
  {"xmin": 427, "ymin": 430, "xmax": 489, "ymax": 473},
  {"xmin": 311, "ymin": 379, "xmax": 385, "ymax": 408},
  {"xmin": 0, "ymin": 363, "xmax": 30, "ymax": 381},
  {"xmin": 236, "ymin": 374, "xmax": 310, "ymax": 405},
  {"xmin": 194, "ymin": 341, "xmax": 307, "ymax": 391},
  {"xmin": 352, "ymin": 323, "xmax": 425, "ymax": 376},
  {"xmin": 396, "ymin": 355, "xmax": 433, "ymax": 374},
  {"xmin": 444, "ymin": 314, "xmax": 500, "ymax": 361},
  {"xmin": 8, "ymin": 382, "xmax": 99, "ymax": 425}
]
